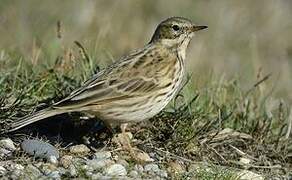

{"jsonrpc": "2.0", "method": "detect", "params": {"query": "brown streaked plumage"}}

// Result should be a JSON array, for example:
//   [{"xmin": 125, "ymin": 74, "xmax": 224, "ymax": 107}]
[{"xmin": 6, "ymin": 17, "xmax": 207, "ymax": 132}]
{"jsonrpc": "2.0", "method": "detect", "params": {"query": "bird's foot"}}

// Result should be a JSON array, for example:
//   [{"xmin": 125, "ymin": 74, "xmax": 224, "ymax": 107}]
[{"xmin": 112, "ymin": 123, "xmax": 154, "ymax": 163}]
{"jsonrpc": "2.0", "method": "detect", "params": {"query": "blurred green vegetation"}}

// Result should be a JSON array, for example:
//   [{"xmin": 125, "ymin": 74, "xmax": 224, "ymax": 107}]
[{"xmin": 0, "ymin": 0, "xmax": 291, "ymax": 103}]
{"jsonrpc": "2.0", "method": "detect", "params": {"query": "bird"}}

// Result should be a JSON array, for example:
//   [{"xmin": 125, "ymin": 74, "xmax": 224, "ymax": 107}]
[{"xmin": 6, "ymin": 17, "xmax": 207, "ymax": 135}]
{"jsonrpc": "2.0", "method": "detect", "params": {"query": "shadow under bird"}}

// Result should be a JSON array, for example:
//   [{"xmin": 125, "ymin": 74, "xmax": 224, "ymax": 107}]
[{"xmin": 6, "ymin": 17, "xmax": 207, "ymax": 133}]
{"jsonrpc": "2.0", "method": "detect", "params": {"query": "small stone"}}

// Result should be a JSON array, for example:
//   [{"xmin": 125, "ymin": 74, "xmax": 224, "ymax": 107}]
[
  {"xmin": 94, "ymin": 151, "xmax": 111, "ymax": 159},
  {"xmin": 69, "ymin": 144, "xmax": 90, "ymax": 154},
  {"xmin": 21, "ymin": 139, "xmax": 59, "ymax": 162},
  {"xmin": 25, "ymin": 164, "xmax": 42, "ymax": 178},
  {"xmin": 237, "ymin": 170, "xmax": 263, "ymax": 180},
  {"xmin": 187, "ymin": 163, "xmax": 199, "ymax": 172},
  {"xmin": 60, "ymin": 155, "xmax": 73, "ymax": 168},
  {"xmin": 10, "ymin": 164, "xmax": 24, "ymax": 178},
  {"xmin": 48, "ymin": 171, "xmax": 60, "ymax": 179},
  {"xmin": 72, "ymin": 157, "xmax": 86, "ymax": 164},
  {"xmin": 48, "ymin": 156, "xmax": 58, "ymax": 164},
  {"xmin": 159, "ymin": 170, "xmax": 168, "ymax": 178},
  {"xmin": 10, "ymin": 170, "xmax": 23, "ymax": 179},
  {"xmin": 68, "ymin": 165, "xmax": 78, "ymax": 177},
  {"xmin": 34, "ymin": 162, "xmax": 43, "ymax": 168},
  {"xmin": 134, "ymin": 164, "xmax": 144, "ymax": 173},
  {"xmin": 105, "ymin": 164, "xmax": 127, "ymax": 176},
  {"xmin": 40, "ymin": 163, "xmax": 57, "ymax": 175},
  {"xmin": 81, "ymin": 164, "xmax": 92, "ymax": 172},
  {"xmin": 0, "ymin": 138, "xmax": 16, "ymax": 151},
  {"xmin": 168, "ymin": 161, "xmax": 185, "ymax": 174},
  {"xmin": 93, "ymin": 175, "xmax": 112, "ymax": 180},
  {"xmin": 91, "ymin": 173, "xmax": 103, "ymax": 180},
  {"xmin": 0, "ymin": 148, "xmax": 12, "ymax": 157},
  {"xmin": 144, "ymin": 163, "xmax": 160, "ymax": 173},
  {"xmin": 239, "ymin": 157, "xmax": 251, "ymax": 165},
  {"xmin": 116, "ymin": 159, "xmax": 129, "ymax": 168},
  {"xmin": 0, "ymin": 166, "xmax": 6, "ymax": 175},
  {"xmin": 136, "ymin": 152, "xmax": 154, "ymax": 163},
  {"xmin": 129, "ymin": 170, "xmax": 139, "ymax": 178},
  {"xmin": 12, "ymin": 164, "xmax": 24, "ymax": 170},
  {"xmin": 57, "ymin": 167, "xmax": 66, "ymax": 176},
  {"xmin": 85, "ymin": 171, "xmax": 93, "ymax": 177},
  {"xmin": 87, "ymin": 159, "xmax": 114, "ymax": 170}
]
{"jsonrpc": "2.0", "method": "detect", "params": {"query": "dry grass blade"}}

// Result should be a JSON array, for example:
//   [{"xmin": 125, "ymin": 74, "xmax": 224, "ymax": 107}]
[
  {"xmin": 74, "ymin": 41, "xmax": 91, "ymax": 64},
  {"xmin": 245, "ymin": 73, "xmax": 272, "ymax": 96}
]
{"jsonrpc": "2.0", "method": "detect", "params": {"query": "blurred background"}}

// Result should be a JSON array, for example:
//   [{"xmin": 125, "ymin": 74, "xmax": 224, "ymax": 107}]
[{"xmin": 0, "ymin": 0, "xmax": 291, "ymax": 102}]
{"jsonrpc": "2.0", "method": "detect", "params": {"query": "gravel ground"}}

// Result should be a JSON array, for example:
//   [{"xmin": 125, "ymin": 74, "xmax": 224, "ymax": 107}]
[{"xmin": 0, "ymin": 135, "xmax": 267, "ymax": 179}]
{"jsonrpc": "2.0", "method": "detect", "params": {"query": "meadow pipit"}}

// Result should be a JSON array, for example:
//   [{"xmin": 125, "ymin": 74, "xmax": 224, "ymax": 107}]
[{"xmin": 7, "ymin": 17, "xmax": 207, "ymax": 133}]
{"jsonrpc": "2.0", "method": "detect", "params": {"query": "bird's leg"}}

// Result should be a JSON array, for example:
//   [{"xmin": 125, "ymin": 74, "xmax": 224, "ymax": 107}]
[
  {"xmin": 120, "ymin": 123, "xmax": 131, "ymax": 149},
  {"xmin": 119, "ymin": 123, "xmax": 138, "ymax": 159},
  {"xmin": 120, "ymin": 123, "xmax": 128, "ymax": 135}
]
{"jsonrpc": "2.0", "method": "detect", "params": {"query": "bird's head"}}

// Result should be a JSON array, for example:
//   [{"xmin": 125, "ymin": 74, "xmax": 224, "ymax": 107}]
[{"xmin": 150, "ymin": 17, "xmax": 207, "ymax": 50}]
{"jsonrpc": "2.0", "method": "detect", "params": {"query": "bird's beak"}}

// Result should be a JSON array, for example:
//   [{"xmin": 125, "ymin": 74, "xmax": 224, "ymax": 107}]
[{"xmin": 191, "ymin": 25, "xmax": 208, "ymax": 32}]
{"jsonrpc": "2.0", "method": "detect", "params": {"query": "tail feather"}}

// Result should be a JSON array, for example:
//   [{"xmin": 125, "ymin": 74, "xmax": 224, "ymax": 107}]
[{"xmin": 7, "ymin": 108, "xmax": 67, "ymax": 132}]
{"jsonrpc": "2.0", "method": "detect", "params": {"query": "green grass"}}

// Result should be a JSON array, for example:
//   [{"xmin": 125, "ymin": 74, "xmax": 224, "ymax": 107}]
[
  {"xmin": 0, "ymin": 42, "xmax": 291, "ymax": 178},
  {"xmin": 193, "ymin": 165, "xmax": 238, "ymax": 180}
]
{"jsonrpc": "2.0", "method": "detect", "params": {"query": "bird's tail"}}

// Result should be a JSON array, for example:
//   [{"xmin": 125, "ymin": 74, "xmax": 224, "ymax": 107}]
[{"xmin": 6, "ymin": 108, "xmax": 67, "ymax": 132}]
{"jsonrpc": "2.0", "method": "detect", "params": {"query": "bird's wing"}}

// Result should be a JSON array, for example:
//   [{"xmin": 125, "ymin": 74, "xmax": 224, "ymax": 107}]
[{"xmin": 53, "ymin": 46, "xmax": 160, "ymax": 109}]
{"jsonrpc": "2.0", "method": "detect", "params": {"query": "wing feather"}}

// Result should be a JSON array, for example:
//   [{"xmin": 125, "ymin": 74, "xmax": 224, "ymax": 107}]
[{"xmin": 53, "ymin": 45, "xmax": 160, "ymax": 110}]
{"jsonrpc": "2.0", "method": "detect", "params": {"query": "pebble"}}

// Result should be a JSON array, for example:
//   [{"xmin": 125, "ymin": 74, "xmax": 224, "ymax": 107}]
[
  {"xmin": 0, "ymin": 166, "xmax": 6, "ymax": 175},
  {"xmin": 144, "ymin": 163, "xmax": 160, "ymax": 173},
  {"xmin": 48, "ymin": 156, "xmax": 58, "ymax": 164},
  {"xmin": 48, "ymin": 171, "xmax": 61, "ymax": 179},
  {"xmin": 40, "ymin": 163, "xmax": 57, "ymax": 175},
  {"xmin": 129, "ymin": 170, "xmax": 139, "ymax": 178},
  {"xmin": 25, "ymin": 164, "xmax": 42, "ymax": 178},
  {"xmin": 0, "ymin": 148, "xmax": 12, "ymax": 157},
  {"xmin": 105, "ymin": 164, "xmax": 127, "ymax": 176},
  {"xmin": 12, "ymin": 164, "xmax": 24, "ymax": 171},
  {"xmin": 69, "ymin": 144, "xmax": 90, "ymax": 154},
  {"xmin": 92, "ymin": 175, "xmax": 112, "ymax": 180},
  {"xmin": 60, "ymin": 155, "xmax": 73, "ymax": 168},
  {"xmin": 237, "ymin": 170, "xmax": 264, "ymax": 180},
  {"xmin": 68, "ymin": 165, "xmax": 78, "ymax": 177},
  {"xmin": 10, "ymin": 164, "xmax": 24, "ymax": 178},
  {"xmin": 187, "ymin": 163, "xmax": 200, "ymax": 172},
  {"xmin": 91, "ymin": 173, "xmax": 103, "ymax": 180},
  {"xmin": 136, "ymin": 152, "xmax": 154, "ymax": 163},
  {"xmin": 21, "ymin": 139, "xmax": 59, "ymax": 163},
  {"xmin": 116, "ymin": 159, "xmax": 129, "ymax": 168},
  {"xmin": 239, "ymin": 157, "xmax": 251, "ymax": 165},
  {"xmin": 87, "ymin": 159, "xmax": 114, "ymax": 170},
  {"xmin": 56, "ymin": 167, "xmax": 66, "ymax": 176},
  {"xmin": 85, "ymin": 171, "xmax": 94, "ymax": 177},
  {"xmin": 0, "ymin": 138, "xmax": 16, "ymax": 151},
  {"xmin": 159, "ymin": 170, "xmax": 168, "ymax": 178},
  {"xmin": 72, "ymin": 157, "xmax": 87, "ymax": 165},
  {"xmin": 10, "ymin": 170, "xmax": 23, "ymax": 179},
  {"xmin": 168, "ymin": 161, "xmax": 185, "ymax": 174},
  {"xmin": 81, "ymin": 164, "xmax": 92, "ymax": 172},
  {"xmin": 94, "ymin": 151, "xmax": 111, "ymax": 159},
  {"xmin": 134, "ymin": 164, "xmax": 144, "ymax": 173}
]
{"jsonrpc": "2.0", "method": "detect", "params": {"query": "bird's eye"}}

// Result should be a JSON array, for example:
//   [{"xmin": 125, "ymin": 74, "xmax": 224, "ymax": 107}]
[{"xmin": 172, "ymin": 25, "xmax": 180, "ymax": 31}]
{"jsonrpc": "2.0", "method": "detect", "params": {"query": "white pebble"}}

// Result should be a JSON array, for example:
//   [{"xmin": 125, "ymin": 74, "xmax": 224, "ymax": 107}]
[
  {"xmin": 94, "ymin": 151, "xmax": 111, "ymax": 159},
  {"xmin": 69, "ymin": 144, "xmax": 90, "ymax": 154},
  {"xmin": 105, "ymin": 164, "xmax": 127, "ymax": 176},
  {"xmin": 144, "ymin": 163, "xmax": 160, "ymax": 172},
  {"xmin": 0, "ymin": 139, "xmax": 16, "ymax": 151},
  {"xmin": 0, "ymin": 166, "xmax": 6, "ymax": 175}
]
